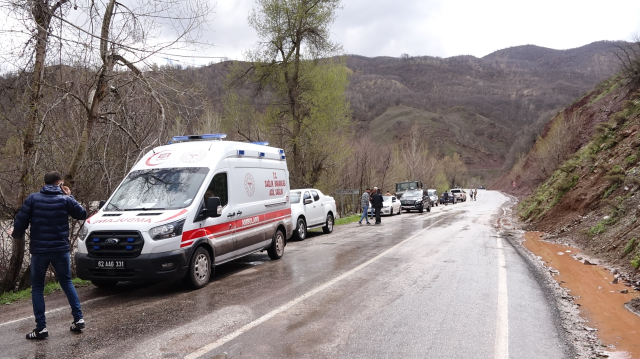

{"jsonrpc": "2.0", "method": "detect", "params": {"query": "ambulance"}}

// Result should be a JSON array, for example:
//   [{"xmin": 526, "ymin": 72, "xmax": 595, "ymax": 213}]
[{"xmin": 75, "ymin": 134, "xmax": 293, "ymax": 289}]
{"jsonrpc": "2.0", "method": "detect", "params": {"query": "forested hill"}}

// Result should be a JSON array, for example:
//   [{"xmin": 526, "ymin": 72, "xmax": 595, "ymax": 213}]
[{"xmin": 192, "ymin": 41, "xmax": 622, "ymax": 182}]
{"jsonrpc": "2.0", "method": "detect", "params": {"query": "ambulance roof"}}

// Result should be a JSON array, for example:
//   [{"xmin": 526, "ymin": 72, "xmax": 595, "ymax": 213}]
[{"xmin": 131, "ymin": 137, "xmax": 285, "ymax": 171}]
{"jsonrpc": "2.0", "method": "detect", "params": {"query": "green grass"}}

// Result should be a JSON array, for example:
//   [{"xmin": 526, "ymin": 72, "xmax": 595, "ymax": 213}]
[
  {"xmin": 334, "ymin": 214, "xmax": 363, "ymax": 226},
  {"xmin": 588, "ymin": 222, "xmax": 606, "ymax": 236},
  {"xmin": 631, "ymin": 254, "xmax": 640, "ymax": 269},
  {"xmin": 624, "ymin": 238, "xmax": 637, "ymax": 255},
  {"xmin": 0, "ymin": 278, "xmax": 91, "ymax": 305}
]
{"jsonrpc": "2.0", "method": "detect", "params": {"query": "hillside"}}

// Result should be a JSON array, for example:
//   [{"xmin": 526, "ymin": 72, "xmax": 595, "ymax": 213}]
[
  {"xmin": 181, "ymin": 41, "xmax": 623, "ymax": 184},
  {"xmin": 494, "ymin": 72, "xmax": 640, "ymax": 277}
]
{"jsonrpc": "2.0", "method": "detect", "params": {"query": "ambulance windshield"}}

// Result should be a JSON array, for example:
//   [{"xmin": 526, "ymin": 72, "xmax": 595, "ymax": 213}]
[{"xmin": 104, "ymin": 167, "xmax": 209, "ymax": 211}]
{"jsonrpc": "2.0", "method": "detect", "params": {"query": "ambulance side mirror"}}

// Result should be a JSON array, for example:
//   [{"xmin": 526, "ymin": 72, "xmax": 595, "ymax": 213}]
[
  {"xmin": 98, "ymin": 200, "xmax": 106, "ymax": 209},
  {"xmin": 205, "ymin": 197, "xmax": 222, "ymax": 218}
]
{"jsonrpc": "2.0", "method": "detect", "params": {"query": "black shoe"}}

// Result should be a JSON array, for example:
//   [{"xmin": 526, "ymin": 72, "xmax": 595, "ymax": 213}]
[
  {"xmin": 70, "ymin": 319, "xmax": 85, "ymax": 332},
  {"xmin": 26, "ymin": 328, "xmax": 48, "ymax": 340}
]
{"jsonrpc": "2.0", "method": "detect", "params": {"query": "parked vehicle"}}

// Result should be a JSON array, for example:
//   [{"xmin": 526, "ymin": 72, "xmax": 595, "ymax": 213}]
[
  {"xmin": 76, "ymin": 134, "xmax": 293, "ymax": 289},
  {"xmin": 400, "ymin": 189, "xmax": 431, "ymax": 213},
  {"xmin": 440, "ymin": 192, "xmax": 457, "ymax": 205},
  {"xmin": 395, "ymin": 180, "xmax": 423, "ymax": 199},
  {"xmin": 368, "ymin": 195, "xmax": 401, "ymax": 216},
  {"xmin": 451, "ymin": 188, "xmax": 467, "ymax": 202},
  {"xmin": 290, "ymin": 189, "xmax": 337, "ymax": 240},
  {"xmin": 427, "ymin": 189, "xmax": 438, "ymax": 207},
  {"xmin": 479, "ymin": 185, "xmax": 486, "ymax": 190}
]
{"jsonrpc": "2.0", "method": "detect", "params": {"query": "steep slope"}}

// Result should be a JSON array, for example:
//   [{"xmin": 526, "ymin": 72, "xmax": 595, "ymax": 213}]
[
  {"xmin": 368, "ymin": 105, "xmax": 507, "ymax": 171},
  {"xmin": 495, "ymin": 73, "xmax": 640, "ymax": 276}
]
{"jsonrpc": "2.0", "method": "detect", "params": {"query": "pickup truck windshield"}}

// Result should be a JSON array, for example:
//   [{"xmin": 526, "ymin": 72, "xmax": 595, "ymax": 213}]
[{"xmin": 104, "ymin": 167, "xmax": 209, "ymax": 211}]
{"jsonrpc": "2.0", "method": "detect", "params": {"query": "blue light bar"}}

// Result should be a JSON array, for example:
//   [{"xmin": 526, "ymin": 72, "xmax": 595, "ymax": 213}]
[
  {"xmin": 259, "ymin": 152, "xmax": 265, "ymax": 158},
  {"xmin": 92, "ymin": 238, "xmax": 99, "ymax": 242},
  {"xmin": 171, "ymin": 136, "xmax": 190, "ymax": 142},
  {"xmin": 126, "ymin": 246, "xmax": 133, "ymax": 250},
  {"xmin": 127, "ymin": 238, "xmax": 135, "ymax": 242},
  {"xmin": 238, "ymin": 150, "xmax": 245, "ymax": 156},
  {"xmin": 170, "ymin": 133, "xmax": 227, "ymax": 143},
  {"xmin": 281, "ymin": 155, "xmax": 286, "ymax": 160},
  {"xmin": 201, "ymin": 133, "xmax": 227, "ymax": 139},
  {"xmin": 251, "ymin": 141, "xmax": 270, "ymax": 146},
  {"xmin": 278, "ymin": 149, "xmax": 284, "ymax": 154},
  {"xmin": 93, "ymin": 246, "xmax": 100, "ymax": 250}
]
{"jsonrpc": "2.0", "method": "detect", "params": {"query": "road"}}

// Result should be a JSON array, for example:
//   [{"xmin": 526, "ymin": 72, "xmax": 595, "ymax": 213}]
[{"xmin": 0, "ymin": 191, "xmax": 572, "ymax": 359}]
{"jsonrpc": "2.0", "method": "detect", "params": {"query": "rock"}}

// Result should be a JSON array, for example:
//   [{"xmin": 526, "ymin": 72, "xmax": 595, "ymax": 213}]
[
  {"xmin": 621, "ymin": 289, "xmax": 629, "ymax": 294},
  {"xmin": 603, "ymin": 215, "xmax": 610, "ymax": 220},
  {"xmin": 584, "ymin": 259, "xmax": 596, "ymax": 265},
  {"xmin": 612, "ymin": 276, "xmax": 619, "ymax": 284}
]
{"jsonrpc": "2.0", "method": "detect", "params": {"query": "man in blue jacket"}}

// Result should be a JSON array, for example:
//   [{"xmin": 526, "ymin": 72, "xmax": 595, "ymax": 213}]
[{"xmin": 13, "ymin": 171, "xmax": 87, "ymax": 340}]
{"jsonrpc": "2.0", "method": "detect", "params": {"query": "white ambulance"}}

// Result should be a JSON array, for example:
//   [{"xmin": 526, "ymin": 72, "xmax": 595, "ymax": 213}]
[{"xmin": 75, "ymin": 134, "xmax": 293, "ymax": 289}]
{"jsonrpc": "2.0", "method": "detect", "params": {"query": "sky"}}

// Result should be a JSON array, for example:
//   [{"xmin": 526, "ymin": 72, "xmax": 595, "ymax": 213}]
[{"xmin": 204, "ymin": 0, "xmax": 640, "ymax": 62}]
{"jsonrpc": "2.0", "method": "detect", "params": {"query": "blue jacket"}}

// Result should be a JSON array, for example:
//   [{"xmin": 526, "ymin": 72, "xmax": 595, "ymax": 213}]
[{"xmin": 13, "ymin": 185, "xmax": 87, "ymax": 254}]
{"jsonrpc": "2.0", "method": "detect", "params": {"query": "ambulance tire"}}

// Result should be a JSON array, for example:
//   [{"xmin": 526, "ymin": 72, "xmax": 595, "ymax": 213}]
[
  {"xmin": 267, "ymin": 229, "xmax": 285, "ymax": 260},
  {"xmin": 185, "ymin": 246, "xmax": 211, "ymax": 289},
  {"xmin": 91, "ymin": 280, "xmax": 118, "ymax": 289},
  {"xmin": 322, "ymin": 214, "xmax": 334, "ymax": 234}
]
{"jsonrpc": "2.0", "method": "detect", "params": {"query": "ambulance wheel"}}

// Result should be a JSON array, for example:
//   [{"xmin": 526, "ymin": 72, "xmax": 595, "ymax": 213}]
[
  {"xmin": 267, "ymin": 229, "xmax": 285, "ymax": 260},
  {"xmin": 185, "ymin": 247, "xmax": 211, "ymax": 289},
  {"xmin": 322, "ymin": 214, "xmax": 334, "ymax": 234},
  {"xmin": 294, "ymin": 217, "xmax": 307, "ymax": 241},
  {"xmin": 91, "ymin": 280, "xmax": 118, "ymax": 289}
]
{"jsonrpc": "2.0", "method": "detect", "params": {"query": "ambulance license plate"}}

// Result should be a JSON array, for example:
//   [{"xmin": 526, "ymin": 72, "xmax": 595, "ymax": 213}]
[{"xmin": 96, "ymin": 260, "xmax": 125, "ymax": 269}]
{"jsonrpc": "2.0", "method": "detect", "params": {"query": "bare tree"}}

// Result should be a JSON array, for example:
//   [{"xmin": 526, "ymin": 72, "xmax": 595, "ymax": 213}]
[{"xmin": 613, "ymin": 35, "xmax": 640, "ymax": 89}]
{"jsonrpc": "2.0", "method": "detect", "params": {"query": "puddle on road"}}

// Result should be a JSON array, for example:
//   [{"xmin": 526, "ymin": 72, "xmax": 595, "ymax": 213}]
[{"xmin": 523, "ymin": 232, "xmax": 640, "ymax": 358}]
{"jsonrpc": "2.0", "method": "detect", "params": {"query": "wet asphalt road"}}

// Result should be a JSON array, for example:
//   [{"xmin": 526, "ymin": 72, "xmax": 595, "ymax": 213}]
[{"xmin": 0, "ymin": 191, "xmax": 571, "ymax": 359}]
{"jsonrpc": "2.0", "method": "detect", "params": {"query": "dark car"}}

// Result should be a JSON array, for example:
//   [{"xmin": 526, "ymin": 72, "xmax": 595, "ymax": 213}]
[
  {"xmin": 400, "ymin": 189, "xmax": 431, "ymax": 213},
  {"xmin": 439, "ymin": 192, "xmax": 457, "ymax": 205}
]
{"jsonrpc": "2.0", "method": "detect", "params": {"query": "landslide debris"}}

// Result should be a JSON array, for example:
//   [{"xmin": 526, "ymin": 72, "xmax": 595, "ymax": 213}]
[{"xmin": 493, "ymin": 71, "xmax": 640, "ymax": 284}]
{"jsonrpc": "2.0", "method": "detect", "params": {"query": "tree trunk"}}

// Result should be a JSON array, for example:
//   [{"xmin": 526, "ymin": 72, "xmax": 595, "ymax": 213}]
[{"xmin": 2, "ymin": 0, "xmax": 65, "ymax": 293}]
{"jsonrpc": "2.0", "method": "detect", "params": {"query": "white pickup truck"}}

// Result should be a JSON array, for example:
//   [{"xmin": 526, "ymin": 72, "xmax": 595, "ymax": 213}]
[{"xmin": 290, "ymin": 189, "xmax": 337, "ymax": 240}]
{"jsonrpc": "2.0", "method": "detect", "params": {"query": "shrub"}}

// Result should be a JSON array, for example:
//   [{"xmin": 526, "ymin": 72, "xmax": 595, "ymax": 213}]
[
  {"xmin": 588, "ymin": 222, "xmax": 606, "ymax": 236},
  {"xmin": 603, "ymin": 183, "xmax": 619, "ymax": 198},
  {"xmin": 624, "ymin": 238, "xmax": 637, "ymax": 255},
  {"xmin": 626, "ymin": 154, "xmax": 638, "ymax": 165},
  {"xmin": 632, "ymin": 254, "xmax": 640, "ymax": 269}
]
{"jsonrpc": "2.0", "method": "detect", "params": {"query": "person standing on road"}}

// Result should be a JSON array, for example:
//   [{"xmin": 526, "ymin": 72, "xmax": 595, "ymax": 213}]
[
  {"xmin": 371, "ymin": 187, "xmax": 384, "ymax": 225},
  {"xmin": 358, "ymin": 188, "xmax": 371, "ymax": 226},
  {"xmin": 12, "ymin": 171, "xmax": 88, "ymax": 340}
]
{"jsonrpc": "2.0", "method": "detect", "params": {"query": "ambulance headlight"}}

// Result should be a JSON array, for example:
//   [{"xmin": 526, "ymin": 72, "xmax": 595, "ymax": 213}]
[
  {"xmin": 79, "ymin": 226, "xmax": 88, "ymax": 241},
  {"xmin": 149, "ymin": 219, "xmax": 186, "ymax": 240}
]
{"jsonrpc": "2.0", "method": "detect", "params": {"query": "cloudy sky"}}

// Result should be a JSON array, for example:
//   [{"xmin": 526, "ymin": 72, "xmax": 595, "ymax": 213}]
[{"xmin": 205, "ymin": 0, "xmax": 640, "ymax": 62}]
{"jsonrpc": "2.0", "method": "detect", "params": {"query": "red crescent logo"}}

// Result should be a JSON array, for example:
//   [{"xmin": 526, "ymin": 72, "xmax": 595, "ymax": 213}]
[{"xmin": 146, "ymin": 151, "xmax": 172, "ymax": 166}]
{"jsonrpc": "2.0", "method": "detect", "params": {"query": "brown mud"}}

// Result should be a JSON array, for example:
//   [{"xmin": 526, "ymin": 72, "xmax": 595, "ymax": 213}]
[{"xmin": 523, "ymin": 232, "xmax": 640, "ymax": 359}]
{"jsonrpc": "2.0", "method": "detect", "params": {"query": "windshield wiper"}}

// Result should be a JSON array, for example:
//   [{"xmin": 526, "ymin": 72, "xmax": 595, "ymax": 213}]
[
  {"xmin": 105, "ymin": 203, "xmax": 122, "ymax": 211},
  {"xmin": 124, "ymin": 207, "xmax": 167, "ymax": 211}
]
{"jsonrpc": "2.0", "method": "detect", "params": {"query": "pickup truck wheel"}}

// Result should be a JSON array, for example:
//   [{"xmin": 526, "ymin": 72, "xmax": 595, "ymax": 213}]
[
  {"xmin": 267, "ymin": 229, "xmax": 285, "ymax": 260},
  {"xmin": 322, "ymin": 214, "xmax": 334, "ymax": 234},
  {"xmin": 294, "ymin": 217, "xmax": 307, "ymax": 240},
  {"xmin": 91, "ymin": 280, "xmax": 118, "ymax": 289},
  {"xmin": 185, "ymin": 246, "xmax": 211, "ymax": 289}
]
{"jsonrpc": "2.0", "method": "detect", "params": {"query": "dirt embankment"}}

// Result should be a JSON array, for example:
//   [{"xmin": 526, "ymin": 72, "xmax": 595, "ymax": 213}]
[{"xmin": 494, "ymin": 74, "xmax": 640, "ymax": 288}]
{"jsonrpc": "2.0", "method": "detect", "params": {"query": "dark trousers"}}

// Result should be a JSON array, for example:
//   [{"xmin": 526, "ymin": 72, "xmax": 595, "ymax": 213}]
[
  {"xmin": 374, "ymin": 207, "xmax": 382, "ymax": 224},
  {"xmin": 31, "ymin": 252, "xmax": 83, "ymax": 329}
]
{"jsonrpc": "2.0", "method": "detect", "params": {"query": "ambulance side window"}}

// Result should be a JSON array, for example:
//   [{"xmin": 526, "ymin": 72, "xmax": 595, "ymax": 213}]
[{"xmin": 204, "ymin": 173, "xmax": 228, "ymax": 207}]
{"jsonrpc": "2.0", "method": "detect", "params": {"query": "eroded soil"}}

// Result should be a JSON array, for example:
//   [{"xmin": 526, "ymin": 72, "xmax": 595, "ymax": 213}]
[{"xmin": 523, "ymin": 232, "xmax": 640, "ymax": 359}]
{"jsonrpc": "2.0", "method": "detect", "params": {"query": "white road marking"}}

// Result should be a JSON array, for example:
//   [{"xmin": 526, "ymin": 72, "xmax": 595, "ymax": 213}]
[
  {"xmin": 184, "ymin": 214, "xmax": 456, "ymax": 359},
  {"xmin": 495, "ymin": 236, "xmax": 509, "ymax": 359},
  {"xmin": 0, "ymin": 295, "xmax": 114, "ymax": 328}
]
